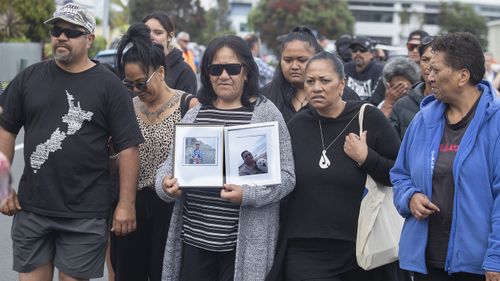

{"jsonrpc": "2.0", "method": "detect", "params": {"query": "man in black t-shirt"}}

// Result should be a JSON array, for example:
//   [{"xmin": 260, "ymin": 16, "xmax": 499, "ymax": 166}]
[
  {"xmin": 0, "ymin": 3, "xmax": 143, "ymax": 280},
  {"xmin": 344, "ymin": 36, "xmax": 386, "ymax": 105}
]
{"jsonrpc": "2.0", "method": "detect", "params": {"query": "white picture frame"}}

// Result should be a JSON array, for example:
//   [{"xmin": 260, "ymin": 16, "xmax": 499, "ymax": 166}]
[
  {"xmin": 173, "ymin": 123, "xmax": 224, "ymax": 188},
  {"xmin": 224, "ymin": 121, "xmax": 281, "ymax": 186}
]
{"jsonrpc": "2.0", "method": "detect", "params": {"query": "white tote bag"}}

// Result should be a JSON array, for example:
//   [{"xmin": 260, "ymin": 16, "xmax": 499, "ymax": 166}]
[{"xmin": 355, "ymin": 103, "xmax": 404, "ymax": 270}]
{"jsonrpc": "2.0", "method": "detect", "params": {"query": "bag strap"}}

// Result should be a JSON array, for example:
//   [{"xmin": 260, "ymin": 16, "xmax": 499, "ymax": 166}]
[
  {"xmin": 180, "ymin": 92, "xmax": 194, "ymax": 118},
  {"xmin": 358, "ymin": 103, "xmax": 372, "ymax": 135}
]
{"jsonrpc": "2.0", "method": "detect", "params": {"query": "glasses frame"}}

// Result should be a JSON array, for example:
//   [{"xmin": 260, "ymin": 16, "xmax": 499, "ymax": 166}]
[
  {"xmin": 406, "ymin": 42, "xmax": 420, "ymax": 52},
  {"xmin": 351, "ymin": 46, "xmax": 369, "ymax": 54},
  {"xmin": 50, "ymin": 26, "xmax": 90, "ymax": 39},
  {"xmin": 208, "ymin": 63, "xmax": 243, "ymax": 76},
  {"xmin": 123, "ymin": 71, "xmax": 157, "ymax": 92}
]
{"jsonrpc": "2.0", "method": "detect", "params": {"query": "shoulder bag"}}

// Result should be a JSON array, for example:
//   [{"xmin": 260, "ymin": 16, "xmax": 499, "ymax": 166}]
[{"xmin": 355, "ymin": 103, "xmax": 404, "ymax": 270}]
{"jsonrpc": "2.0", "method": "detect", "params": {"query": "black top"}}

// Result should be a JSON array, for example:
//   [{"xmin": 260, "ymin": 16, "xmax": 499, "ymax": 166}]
[
  {"xmin": 0, "ymin": 60, "xmax": 144, "ymax": 219},
  {"xmin": 345, "ymin": 60, "xmax": 386, "ymax": 105},
  {"xmin": 165, "ymin": 48, "xmax": 198, "ymax": 95},
  {"xmin": 262, "ymin": 83, "xmax": 360, "ymax": 123},
  {"xmin": 426, "ymin": 100, "xmax": 477, "ymax": 268},
  {"xmin": 284, "ymin": 101, "xmax": 400, "ymax": 256}
]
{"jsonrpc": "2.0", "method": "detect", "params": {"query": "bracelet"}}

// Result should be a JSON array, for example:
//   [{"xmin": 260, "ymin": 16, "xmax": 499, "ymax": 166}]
[{"xmin": 109, "ymin": 153, "xmax": 120, "ymax": 160}]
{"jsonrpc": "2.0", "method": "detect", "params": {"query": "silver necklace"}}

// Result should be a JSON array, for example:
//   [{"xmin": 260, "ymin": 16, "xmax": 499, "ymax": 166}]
[{"xmin": 318, "ymin": 112, "xmax": 359, "ymax": 169}]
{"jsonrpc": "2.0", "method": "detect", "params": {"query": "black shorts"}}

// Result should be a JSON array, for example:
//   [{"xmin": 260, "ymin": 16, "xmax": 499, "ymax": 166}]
[{"xmin": 11, "ymin": 211, "xmax": 108, "ymax": 279}]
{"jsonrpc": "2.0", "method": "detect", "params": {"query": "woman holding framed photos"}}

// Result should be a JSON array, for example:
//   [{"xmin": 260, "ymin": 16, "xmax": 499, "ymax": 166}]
[{"xmin": 155, "ymin": 35, "xmax": 295, "ymax": 281}]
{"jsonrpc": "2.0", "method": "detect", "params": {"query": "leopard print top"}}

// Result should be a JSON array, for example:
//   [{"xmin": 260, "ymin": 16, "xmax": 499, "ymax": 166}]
[{"xmin": 136, "ymin": 93, "xmax": 183, "ymax": 190}]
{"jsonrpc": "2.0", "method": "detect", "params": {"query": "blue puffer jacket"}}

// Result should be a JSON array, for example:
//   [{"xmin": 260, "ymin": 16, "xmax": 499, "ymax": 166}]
[{"xmin": 390, "ymin": 81, "xmax": 500, "ymax": 275}]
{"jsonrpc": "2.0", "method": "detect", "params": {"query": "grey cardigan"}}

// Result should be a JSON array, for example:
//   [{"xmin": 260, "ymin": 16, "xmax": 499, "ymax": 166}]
[{"xmin": 155, "ymin": 99, "xmax": 296, "ymax": 281}]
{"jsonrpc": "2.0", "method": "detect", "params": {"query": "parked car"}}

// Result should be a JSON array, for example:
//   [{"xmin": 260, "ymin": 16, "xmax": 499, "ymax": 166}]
[{"xmin": 94, "ymin": 49, "xmax": 117, "ymax": 69}]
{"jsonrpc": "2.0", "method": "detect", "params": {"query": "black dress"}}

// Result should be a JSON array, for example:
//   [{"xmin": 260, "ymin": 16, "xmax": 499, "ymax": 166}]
[{"xmin": 266, "ymin": 102, "xmax": 411, "ymax": 281}]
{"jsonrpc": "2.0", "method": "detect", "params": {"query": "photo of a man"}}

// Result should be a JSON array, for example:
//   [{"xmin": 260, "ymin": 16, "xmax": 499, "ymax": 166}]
[
  {"xmin": 191, "ymin": 142, "xmax": 204, "ymax": 164},
  {"xmin": 184, "ymin": 137, "xmax": 217, "ymax": 166},
  {"xmin": 239, "ymin": 150, "xmax": 267, "ymax": 176}
]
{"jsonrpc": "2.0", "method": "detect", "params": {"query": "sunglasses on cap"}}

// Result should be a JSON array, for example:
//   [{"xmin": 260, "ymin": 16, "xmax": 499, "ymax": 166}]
[
  {"xmin": 50, "ymin": 26, "xmax": 90, "ymax": 38},
  {"xmin": 122, "ymin": 71, "xmax": 157, "ymax": 92},
  {"xmin": 351, "ymin": 46, "xmax": 369, "ymax": 53},
  {"xmin": 208, "ymin": 64, "xmax": 243, "ymax": 76}
]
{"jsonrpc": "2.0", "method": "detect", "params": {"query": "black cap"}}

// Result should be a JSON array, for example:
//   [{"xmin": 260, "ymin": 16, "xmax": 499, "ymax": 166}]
[{"xmin": 349, "ymin": 36, "xmax": 373, "ymax": 51}]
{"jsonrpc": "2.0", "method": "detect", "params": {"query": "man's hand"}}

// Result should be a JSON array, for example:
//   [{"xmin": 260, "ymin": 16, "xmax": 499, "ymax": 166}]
[
  {"xmin": 486, "ymin": 271, "xmax": 500, "ymax": 281},
  {"xmin": 111, "ymin": 201, "xmax": 136, "ymax": 236},
  {"xmin": 409, "ymin": 193, "xmax": 440, "ymax": 220},
  {"xmin": 1, "ymin": 189, "xmax": 21, "ymax": 216},
  {"xmin": 221, "ymin": 184, "xmax": 243, "ymax": 205}
]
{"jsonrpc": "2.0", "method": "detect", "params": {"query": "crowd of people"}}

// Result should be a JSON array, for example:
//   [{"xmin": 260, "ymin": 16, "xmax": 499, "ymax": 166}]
[{"xmin": 0, "ymin": 2, "xmax": 499, "ymax": 281}]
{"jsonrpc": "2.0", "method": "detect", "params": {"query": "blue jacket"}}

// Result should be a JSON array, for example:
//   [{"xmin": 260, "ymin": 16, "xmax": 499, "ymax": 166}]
[{"xmin": 391, "ymin": 81, "xmax": 500, "ymax": 275}]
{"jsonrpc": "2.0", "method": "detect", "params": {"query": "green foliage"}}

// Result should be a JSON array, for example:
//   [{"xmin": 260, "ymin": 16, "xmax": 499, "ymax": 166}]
[
  {"xmin": 249, "ymin": 0, "xmax": 354, "ymax": 50},
  {"xmin": 11, "ymin": 0, "xmax": 55, "ymax": 42},
  {"xmin": 89, "ymin": 35, "xmax": 108, "ymax": 58},
  {"xmin": 438, "ymin": 2, "xmax": 488, "ymax": 48},
  {"xmin": 198, "ymin": 0, "xmax": 235, "ymax": 44}
]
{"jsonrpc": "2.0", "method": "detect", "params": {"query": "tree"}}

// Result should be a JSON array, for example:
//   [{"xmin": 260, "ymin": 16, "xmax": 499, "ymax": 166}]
[
  {"xmin": 0, "ymin": 0, "xmax": 54, "ymax": 42},
  {"xmin": 438, "ymin": 2, "xmax": 488, "ymax": 48},
  {"xmin": 198, "ymin": 0, "xmax": 235, "ymax": 44},
  {"xmin": 249, "ymin": 0, "xmax": 354, "ymax": 50}
]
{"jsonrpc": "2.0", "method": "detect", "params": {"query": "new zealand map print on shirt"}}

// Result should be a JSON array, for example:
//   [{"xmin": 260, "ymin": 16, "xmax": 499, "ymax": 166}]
[{"xmin": 30, "ymin": 90, "xmax": 94, "ymax": 173}]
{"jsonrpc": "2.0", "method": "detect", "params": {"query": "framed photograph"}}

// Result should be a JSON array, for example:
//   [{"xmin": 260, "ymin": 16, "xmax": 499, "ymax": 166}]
[
  {"xmin": 224, "ymin": 121, "xmax": 281, "ymax": 186},
  {"xmin": 173, "ymin": 124, "xmax": 224, "ymax": 188}
]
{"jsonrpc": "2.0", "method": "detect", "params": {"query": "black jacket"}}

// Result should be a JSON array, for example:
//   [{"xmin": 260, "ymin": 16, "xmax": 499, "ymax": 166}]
[
  {"xmin": 165, "ymin": 48, "xmax": 197, "ymax": 95},
  {"xmin": 389, "ymin": 82, "xmax": 426, "ymax": 139}
]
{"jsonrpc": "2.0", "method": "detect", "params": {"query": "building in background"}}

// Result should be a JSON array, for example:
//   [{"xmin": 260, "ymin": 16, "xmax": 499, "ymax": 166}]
[{"xmin": 227, "ymin": 0, "xmax": 500, "ymax": 57}]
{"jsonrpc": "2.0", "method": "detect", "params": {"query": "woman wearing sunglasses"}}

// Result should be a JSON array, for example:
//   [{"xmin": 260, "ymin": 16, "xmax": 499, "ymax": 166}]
[
  {"xmin": 142, "ymin": 12, "xmax": 198, "ymax": 95},
  {"xmin": 263, "ymin": 26, "xmax": 359, "ymax": 123},
  {"xmin": 110, "ymin": 22, "xmax": 198, "ymax": 281},
  {"xmin": 155, "ymin": 35, "xmax": 295, "ymax": 281}
]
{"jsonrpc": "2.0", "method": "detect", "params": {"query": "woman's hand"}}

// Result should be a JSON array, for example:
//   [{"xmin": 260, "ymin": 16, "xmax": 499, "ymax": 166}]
[
  {"xmin": 344, "ymin": 131, "xmax": 368, "ymax": 165},
  {"xmin": 162, "ymin": 176, "xmax": 182, "ymax": 198},
  {"xmin": 409, "ymin": 193, "xmax": 440, "ymax": 220},
  {"xmin": 486, "ymin": 271, "xmax": 500, "ymax": 281},
  {"xmin": 221, "ymin": 184, "xmax": 243, "ymax": 205}
]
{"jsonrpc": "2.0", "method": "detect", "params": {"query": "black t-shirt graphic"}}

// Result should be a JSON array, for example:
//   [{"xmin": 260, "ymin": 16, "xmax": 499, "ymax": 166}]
[{"xmin": 0, "ymin": 60, "xmax": 144, "ymax": 219}]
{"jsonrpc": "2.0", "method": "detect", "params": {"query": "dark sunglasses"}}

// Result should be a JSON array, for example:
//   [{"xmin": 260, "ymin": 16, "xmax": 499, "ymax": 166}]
[
  {"xmin": 406, "ymin": 42, "xmax": 419, "ymax": 51},
  {"xmin": 208, "ymin": 64, "xmax": 243, "ymax": 76},
  {"xmin": 122, "ymin": 71, "xmax": 157, "ymax": 92},
  {"xmin": 351, "ymin": 46, "xmax": 368, "ymax": 53},
  {"xmin": 50, "ymin": 26, "xmax": 90, "ymax": 38}
]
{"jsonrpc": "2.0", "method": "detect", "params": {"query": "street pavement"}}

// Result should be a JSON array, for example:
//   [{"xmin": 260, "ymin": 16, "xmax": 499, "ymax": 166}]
[{"xmin": 0, "ymin": 130, "xmax": 108, "ymax": 280}]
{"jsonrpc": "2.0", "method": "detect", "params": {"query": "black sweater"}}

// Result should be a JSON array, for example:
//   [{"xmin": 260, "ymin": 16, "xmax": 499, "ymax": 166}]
[
  {"xmin": 262, "ymin": 83, "xmax": 360, "ymax": 123},
  {"xmin": 165, "ymin": 48, "xmax": 198, "ymax": 95},
  {"xmin": 284, "ymin": 101, "xmax": 400, "ymax": 241}
]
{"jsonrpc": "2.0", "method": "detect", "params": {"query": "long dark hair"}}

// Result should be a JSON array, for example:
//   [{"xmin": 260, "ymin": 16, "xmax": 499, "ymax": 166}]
[
  {"xmin": 198, "ymin": 35, "xmax": 260, "ymax": 109},
  {"xmin": 116, "ymin": 22, "xmax": 166, "ymax": 78},
  {"xmin": 264, "ymin": 26, "xmax": 323, "ymax": 112}
]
